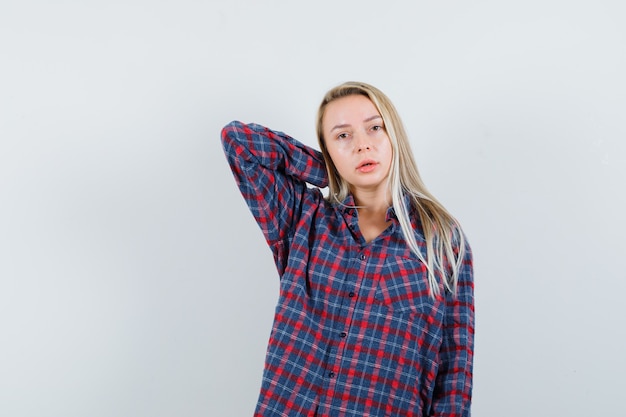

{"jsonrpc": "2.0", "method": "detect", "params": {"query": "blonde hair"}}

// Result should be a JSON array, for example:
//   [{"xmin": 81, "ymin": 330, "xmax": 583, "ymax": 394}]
[{"xmin": 316, "ymin": 81, "xmax": 467, "ymax": 297}]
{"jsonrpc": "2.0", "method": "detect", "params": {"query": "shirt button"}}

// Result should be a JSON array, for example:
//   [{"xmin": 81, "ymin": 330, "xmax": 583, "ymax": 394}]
[
  {"xmin": 340, "ymin": 332, "xmax": 347, "ymax": 338},
  {"xmin": 359, "ymin": 254, "xmax": 366, "ymax": 260},
  {"xmin": 329, "ymin": 372, "xmax": 335, "ymax": 378},
  {"xmin": 348, "ymin": 292, "xmax": 355, "ymax": 297}
]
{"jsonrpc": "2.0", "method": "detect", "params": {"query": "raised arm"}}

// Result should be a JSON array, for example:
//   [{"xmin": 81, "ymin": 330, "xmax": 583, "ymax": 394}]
[
  {"xmin": 221, "ymin": 120, "xmax": 328, "ymax": 248},
  {"xmin": 430, "ymin": 241, "xmax": 475, "ymax": 417}
]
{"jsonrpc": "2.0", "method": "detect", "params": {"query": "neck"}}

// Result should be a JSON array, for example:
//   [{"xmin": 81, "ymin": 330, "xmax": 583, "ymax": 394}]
[
  {"xmin": 352, "ymin": 187, "xmax": 392, "ymax": 215},
  {"xmin": 352, "ymin": 187, "xmax": 392, "ymax": 243}
]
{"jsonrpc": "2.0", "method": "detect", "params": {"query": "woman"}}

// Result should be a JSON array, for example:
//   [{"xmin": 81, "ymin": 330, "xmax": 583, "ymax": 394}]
[{"xmin": 221, "ymin": 81, "xmax": 474, "ymax": 416}]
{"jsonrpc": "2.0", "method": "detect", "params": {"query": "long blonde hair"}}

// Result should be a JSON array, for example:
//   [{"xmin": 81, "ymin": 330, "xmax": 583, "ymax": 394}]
[{"xmin": 316, "ymin": 81, "xmax": 467, "ymax": 297}]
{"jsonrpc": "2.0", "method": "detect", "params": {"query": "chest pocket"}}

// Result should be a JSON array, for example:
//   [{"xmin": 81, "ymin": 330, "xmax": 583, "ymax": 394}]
[{"xmin": 374, "ymin": 255, "xmax": 434, "ymax": 316}]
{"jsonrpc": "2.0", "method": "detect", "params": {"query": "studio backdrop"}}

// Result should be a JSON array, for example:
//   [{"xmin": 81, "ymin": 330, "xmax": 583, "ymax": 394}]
[{"xmin": 1, "ymin": 1, "xmax": 625, "ymax": 416}]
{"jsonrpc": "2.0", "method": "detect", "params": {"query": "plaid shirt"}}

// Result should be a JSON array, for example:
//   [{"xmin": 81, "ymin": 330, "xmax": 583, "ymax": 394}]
[{"xmin": 221, "ymin": 121, "xmax": 474, "ymax": 416}]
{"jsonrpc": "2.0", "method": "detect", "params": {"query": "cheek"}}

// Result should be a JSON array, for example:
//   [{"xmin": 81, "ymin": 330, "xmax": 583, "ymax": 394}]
[
  {"xmin": 325, "ymin": 148, "xmax": 342, "ymax": 173},
  {"xmin": 382, "ymin": 149, "xmax": 394, "ymax": 176},
  {"xmin": 332, "ymin": 159, "xmax": 351, "ymax": 177},
  {"xmin": 383, "ymin": 142, "xmax": 393, "ymax": 165},
  {"xmin": 327, "ymin": 147, "xmax": 348, "ymax": 167}
]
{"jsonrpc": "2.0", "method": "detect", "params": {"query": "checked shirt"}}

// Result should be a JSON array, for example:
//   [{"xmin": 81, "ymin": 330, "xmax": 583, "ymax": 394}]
[{"xmin": 221, "ymin": 121, "xmax": 474, "ymax": 416}]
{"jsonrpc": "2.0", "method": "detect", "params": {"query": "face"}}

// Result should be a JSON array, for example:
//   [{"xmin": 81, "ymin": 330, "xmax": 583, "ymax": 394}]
[{"xmin": 322, "ymin": 94, "xmax": 393, "ymax": 196}]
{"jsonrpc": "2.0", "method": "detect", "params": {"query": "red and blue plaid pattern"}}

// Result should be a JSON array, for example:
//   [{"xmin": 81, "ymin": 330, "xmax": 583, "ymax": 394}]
[{"xmin": 222, "ymin": 121, "xmax": 474, "ymax": 416}]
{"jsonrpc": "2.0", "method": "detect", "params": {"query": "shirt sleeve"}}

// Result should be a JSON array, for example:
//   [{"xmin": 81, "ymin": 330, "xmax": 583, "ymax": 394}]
[
  {"xmin": 220, "ymin": 121, "xmax": 328, "ymax": 270},
  {"xmin": 430, "ymin": 240, "xmax": 475, "ymax": 417}
]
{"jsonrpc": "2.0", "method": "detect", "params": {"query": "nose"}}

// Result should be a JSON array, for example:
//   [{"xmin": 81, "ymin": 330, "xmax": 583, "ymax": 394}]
[{"xmin": 354, "ymin": 132, "xmax": 371, "ymax": 153}]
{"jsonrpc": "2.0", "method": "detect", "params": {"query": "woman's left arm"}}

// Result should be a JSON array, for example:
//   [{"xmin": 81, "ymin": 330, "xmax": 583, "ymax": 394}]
[{"xmin": 430, "ymin": 242, "xmax": 475, "ymax": 417}]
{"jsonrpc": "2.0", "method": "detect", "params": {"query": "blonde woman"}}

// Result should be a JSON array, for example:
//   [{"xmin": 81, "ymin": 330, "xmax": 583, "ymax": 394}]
[{"xmin": 221, "ymin": 81, "xmax": 474, "ymax": 416}]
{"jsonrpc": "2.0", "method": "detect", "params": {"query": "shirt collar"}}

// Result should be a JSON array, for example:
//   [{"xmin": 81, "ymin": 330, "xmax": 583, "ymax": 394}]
[
  {"xmin": 337, "ymin": 194, "xmax": 358, "ymax": 217},
  {"xmin": 337, "ymin": 193, "xmax": 413, "ymax": 222},
  {"xmin": 385, "ymin": 193, "xmax": 413, "ymax": 222}
]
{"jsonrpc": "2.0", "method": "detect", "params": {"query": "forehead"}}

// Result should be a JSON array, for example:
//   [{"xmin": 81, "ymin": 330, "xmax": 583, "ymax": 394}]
[{"xmin": 323, "ymin": 94, "xmax": 380, "ymax": 128}]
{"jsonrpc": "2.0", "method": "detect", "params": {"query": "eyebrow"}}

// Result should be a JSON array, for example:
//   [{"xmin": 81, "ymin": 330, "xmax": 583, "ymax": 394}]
[{"xmin": 330, "ymin": 115, "xmax": 382, "ymax": 132}]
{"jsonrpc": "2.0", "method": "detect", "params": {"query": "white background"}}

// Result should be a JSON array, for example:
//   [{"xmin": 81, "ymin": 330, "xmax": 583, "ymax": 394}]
[{"xmin": 1, "ymin": 1, "xmax": 625, "ymax": 416}]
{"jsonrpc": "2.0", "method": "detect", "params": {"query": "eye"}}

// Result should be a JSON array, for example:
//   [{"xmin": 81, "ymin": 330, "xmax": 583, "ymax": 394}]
[
  {"xmin": 371, "ymin": 125, "xmax": 383, "ymax": 132},
  {"xmin": 337, "ymin": 132, "xmax": 350, "ymax": 140}
]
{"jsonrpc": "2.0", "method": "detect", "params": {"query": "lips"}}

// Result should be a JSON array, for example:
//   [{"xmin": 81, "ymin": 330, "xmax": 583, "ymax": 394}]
[{"xmin": 356, "ymin": 159, "xmax": 378, "ymax": 172}]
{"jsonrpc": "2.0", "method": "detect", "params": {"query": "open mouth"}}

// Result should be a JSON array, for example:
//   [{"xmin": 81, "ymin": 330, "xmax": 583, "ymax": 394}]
[{"xmin": 357, "ymin": 160, "xmax": 377, "ymax": 171}]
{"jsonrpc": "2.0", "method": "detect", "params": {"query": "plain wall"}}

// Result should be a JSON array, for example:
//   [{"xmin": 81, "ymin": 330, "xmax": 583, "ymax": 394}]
[{"xmin": 1, "ymin": 1, "xmax": 625, "ymax": 416}]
